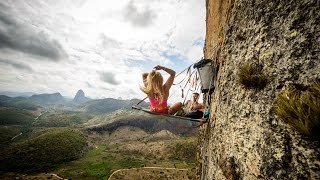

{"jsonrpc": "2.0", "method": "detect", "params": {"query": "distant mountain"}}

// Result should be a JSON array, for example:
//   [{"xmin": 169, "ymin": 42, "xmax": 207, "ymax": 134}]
[
  {"xmin": 0, "ymin": 91, "xmax": 35, "ymax": 97},
  {"xmin": 29, "ymin": 93, "xmax": 65, "ymax": 105},
  {"xmin": 0, "ymin": 95, "xmax": 40, "ymax": 110},
  {"xmin": 73, "ymin": 90, "xmax": 90, "ymax": 104},
  {"xmin": 0, "ymin": 90, "xmax": 148, "ymax": 111},
  {"xmin": 127, "ymin": 98, "xmax": 149, "ymax": 108},
  {"xmin": 81, "ymin": 98, "xmax": 148, "ymax": 114}
]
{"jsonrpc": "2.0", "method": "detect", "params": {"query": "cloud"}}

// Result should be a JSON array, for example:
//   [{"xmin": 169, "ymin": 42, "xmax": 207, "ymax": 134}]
[
  {"xmin": 101, "ymin": 86, "xmax": 114, "ymax": 92},
  {"xmin": 0, "ymin": 0, "xmax": 205, "ymax": 100},
  {"xmin": 0, "ymin": 58, "xmax": 33, "ymax": 72},
  {"xmin": 86, "ymin": 82, "xmax": 93, "ymax": 88},
  {"xmin": 101, "ymin": 34, "xmax": 120, "ymax": 49},
  {"xmin": 0, "ymin": 3, "xmax": 68, "ymax": 61},
  {"xmin": 100, "ymin": 72, "xmax": 121, "ymax": 85},
  {"xmin": 123, "ymin": 0, "xmax": 156, "ymax": 27}
]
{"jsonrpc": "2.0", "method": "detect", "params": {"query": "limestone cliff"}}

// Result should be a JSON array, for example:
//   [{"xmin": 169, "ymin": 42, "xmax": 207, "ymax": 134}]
[{"xmin": 198, "ymin": 0, "xmax": 320, "ymax": 179}]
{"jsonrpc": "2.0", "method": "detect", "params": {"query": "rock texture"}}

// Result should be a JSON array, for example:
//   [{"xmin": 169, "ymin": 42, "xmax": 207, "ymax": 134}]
[{"xmin": 198, "ymin": 0, "xmax": 320, "ymax": 179}]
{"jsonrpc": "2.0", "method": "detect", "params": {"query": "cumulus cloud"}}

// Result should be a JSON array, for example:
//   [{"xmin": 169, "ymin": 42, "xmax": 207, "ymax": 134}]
[
  {"xmin": 0, "ymin": 58, "xmax": 33, "ymax": 72},
  {"xmin": 0, "ymin": 3, "xmax": 67, "ymax": 61},
  {"xmin": 0, "ymin": 0, "xmax": 205, "ymax": 99},
  {"xmin": 100, "ymin": 72, "xmax": 121, "ymax": 85},
  {"xmin": 123, "ymin": 0, "xmax": 156, "ymax": 27}
]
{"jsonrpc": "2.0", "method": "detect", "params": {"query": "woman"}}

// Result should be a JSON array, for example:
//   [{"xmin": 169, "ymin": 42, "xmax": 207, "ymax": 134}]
[{"xmin": 141, "ymin": 65, "xmax": 182, "ymax": 114}]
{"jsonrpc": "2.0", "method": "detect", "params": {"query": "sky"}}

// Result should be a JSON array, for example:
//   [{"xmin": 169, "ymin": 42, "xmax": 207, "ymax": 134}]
[{"xmin": 0, "ymin": 0, "xmax": 205, "ymax": 103}]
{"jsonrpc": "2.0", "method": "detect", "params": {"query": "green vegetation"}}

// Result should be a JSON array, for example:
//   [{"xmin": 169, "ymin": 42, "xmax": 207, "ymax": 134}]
[
  {"xmin": 0, "ymin": 127, "xmax": 21, "ymax": 147},
  {"xmin": 57, "ymin": 144, "xmax": 146, "ymax": 179},
  {"xmin": 0, "ymin": 126, "xmax": 35, "ymax": 150},
  {"xmin": 275, "ymin": 81, "xmax": 320, "ymax": 140},
  {"xmin": 169, "ymin": 140, "xmax": 196, "ymax": 161},
  {"xmin": 0, "ymin": 107, "xmax": 35, "ymax": 125},
  {"xmin": 238, "ymin": 63, "xmax": 267, "ymax": 89},
  {"xmin": 0, "ymin": 95, "xmax": 39, "ymax": 110},
  {"xmin": 56, "ymin": 138, "xmax": 197, "ymax": 179},
  {"xmin": 33, "ymin": 112, "xmax": 93, "ymax": 127},
  {"xmin": 10, "ymin": 99, "xmax": 39, "ymax": 110},
  {"xmin": 0, "ymin": 104, "xmax": 196, "ymax": 179},
  {"xmin": 0, "ymin": 128, "xmax": 87, "ymax": 172}
]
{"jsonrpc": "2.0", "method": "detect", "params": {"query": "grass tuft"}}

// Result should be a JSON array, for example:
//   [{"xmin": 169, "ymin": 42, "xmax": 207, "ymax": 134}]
[
  {"xmin": 275, "ymin": 81, "xmax": 320, "ymax": 140},
  {"xmin": 238, "ymin": 63, "xmax": 267, "ymax": 89}
]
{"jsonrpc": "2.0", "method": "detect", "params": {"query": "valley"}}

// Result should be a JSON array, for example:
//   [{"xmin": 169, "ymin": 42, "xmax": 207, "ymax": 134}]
[{"xmin": 0, "ymin": 92, "xmax": 199, "ymax": 179}]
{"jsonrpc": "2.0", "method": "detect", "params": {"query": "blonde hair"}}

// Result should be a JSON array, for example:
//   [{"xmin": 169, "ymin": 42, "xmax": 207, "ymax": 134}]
[{"xmin": 141, "ymin": 70, "xmax": 165, "ymax": 102}]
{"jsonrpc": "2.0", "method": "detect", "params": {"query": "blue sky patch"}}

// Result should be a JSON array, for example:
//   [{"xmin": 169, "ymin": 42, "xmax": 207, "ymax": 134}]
[{"xmin": 192, "ymin": 38, "xmax": 205, "ymax": 47}]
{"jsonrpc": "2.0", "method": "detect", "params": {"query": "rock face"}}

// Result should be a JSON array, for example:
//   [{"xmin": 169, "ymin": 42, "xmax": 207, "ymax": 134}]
[
  {"xmin": 198, "ymin": 0, "xmax": 320, "ymax": 179},
  {"xmin": 73, "ymin": 89, "xmax": 90, "ymax": 104}
]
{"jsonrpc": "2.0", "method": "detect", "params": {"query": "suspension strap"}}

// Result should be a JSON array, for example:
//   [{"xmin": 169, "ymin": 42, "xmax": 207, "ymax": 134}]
[
  {"xmin": 136, "ymin": 96, "xmax": 148, "ymax": 106},
  {"xmin": 136, "ymin": 58, "xmax": 204, "ymax": 107},
  {"xmin": 173, "ymin": 66, "xmax": 191, "ymax": 85}
]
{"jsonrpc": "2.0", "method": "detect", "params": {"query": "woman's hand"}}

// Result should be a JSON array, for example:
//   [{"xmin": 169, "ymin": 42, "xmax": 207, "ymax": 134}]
[
  {"xmin": 154, "ymin": 65, "xmax": 175, "ymax": 93},
  {"xmin": 154, "ymin": 65, "xmax": 163, "ymax": 70}
]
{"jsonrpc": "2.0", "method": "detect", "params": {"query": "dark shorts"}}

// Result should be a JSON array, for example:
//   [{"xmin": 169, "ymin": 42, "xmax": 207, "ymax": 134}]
[{"xmin": 184, "ymin": 110, "xmax": 203, "ymax": 119}]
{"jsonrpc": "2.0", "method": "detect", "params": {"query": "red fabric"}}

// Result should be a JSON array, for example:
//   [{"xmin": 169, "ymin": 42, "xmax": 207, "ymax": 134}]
[{"xmin": 149, "ymin": 97, "xmax": 168, "ymax": 114}]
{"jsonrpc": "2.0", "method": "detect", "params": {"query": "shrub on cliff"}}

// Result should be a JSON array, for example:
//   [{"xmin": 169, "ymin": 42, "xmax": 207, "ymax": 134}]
[
  {"xmin": 275, "ymin": 81, "xmax": 320, "ymax": 140},
  {"xmin": 238, "ymin": 63, "xmax": 267, "ymax": 90}
]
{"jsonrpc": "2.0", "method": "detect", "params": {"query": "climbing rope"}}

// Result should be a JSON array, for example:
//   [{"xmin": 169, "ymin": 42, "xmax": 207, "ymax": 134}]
[
  {"xmin": 136, "ymin": 58, "xmax": 203, "ymax": 106},
  {"xmin": 133, "ymin": 58, "xmax": 209, "ymax": 127}
]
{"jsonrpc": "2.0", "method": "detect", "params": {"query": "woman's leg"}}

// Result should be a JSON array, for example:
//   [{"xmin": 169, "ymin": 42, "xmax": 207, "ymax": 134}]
[{"xmin": 169, "ymin": 102, "xmax": 183, "ymax": 115}]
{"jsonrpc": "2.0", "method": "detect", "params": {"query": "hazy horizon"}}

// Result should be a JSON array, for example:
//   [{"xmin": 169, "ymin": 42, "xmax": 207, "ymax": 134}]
[{"xmin": 0, "ymin": 89, "xmax": 139, "ymax": 100}]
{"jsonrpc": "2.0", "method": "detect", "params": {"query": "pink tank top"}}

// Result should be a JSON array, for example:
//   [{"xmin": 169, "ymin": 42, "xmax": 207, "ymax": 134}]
[{"xmin": 149, "ymin": 97, "xmax": 168, "ymax": 114}]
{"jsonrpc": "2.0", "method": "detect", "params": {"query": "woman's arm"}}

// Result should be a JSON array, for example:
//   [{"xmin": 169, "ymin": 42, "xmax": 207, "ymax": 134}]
[
  {"xmin": 154, "ymin": 65, "xmax": 175, "ymax": 91},
  {"xmin": 154, "ymin": 65, "xmax": 175, "ymax": 76},
  {"xmin": 194, "ymin": 103, "xmax": 203, "ymax": 110}
]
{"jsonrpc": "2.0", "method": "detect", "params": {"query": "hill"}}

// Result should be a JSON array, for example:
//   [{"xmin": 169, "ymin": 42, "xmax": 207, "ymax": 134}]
[
  {"xmin": 81, "ymin": 98, "xmax": 148, "ymax": 114},
  {"xmin": 0, "ymin": 91, "xmax": 35, "ymax": 97},
  {"xmin": 0, "ymin": 127, "xmax": 22, "ymax": 148},
  {"xmin": 0, "ymin": 107, "xmax": 36, "ymax": 125},
  {"xmin": 86, "ymin": 110, "xmax": 198, "ymax": 136},
  {"xmin": 33, "ymin": 111, "xmax": 93, "ymax": 127},
  {"xmin": 53, "ymin": 126, "xmax": 196, "ymax": 180},
  {"xmin": 29, "ymin": 93, "xmax": 65, "ymax": 105},
  {"xmin": 0, "ymin": 95, "xmax": 40, "ymax": 110},
  {"xmin": 0, "ymin": 128, "xmax": 87, "ymax": 173},
  {"xmin": 0, "ymin": 92, "xmax": 148, "ymax": 115}
]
